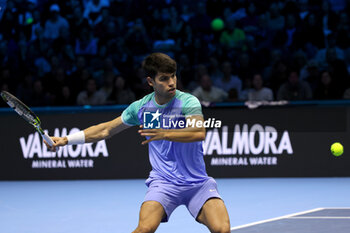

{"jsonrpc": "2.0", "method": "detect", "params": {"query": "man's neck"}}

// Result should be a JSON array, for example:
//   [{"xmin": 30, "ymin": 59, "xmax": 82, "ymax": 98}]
[{"xmin": 154, "ymin": 94, "xmax": 173, "ymax": 105}]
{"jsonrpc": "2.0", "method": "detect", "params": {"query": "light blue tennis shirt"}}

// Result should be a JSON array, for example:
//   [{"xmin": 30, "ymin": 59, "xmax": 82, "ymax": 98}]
[{"xmin": 121, "ymin": 90, "xmax": 209, "ymax": 185}]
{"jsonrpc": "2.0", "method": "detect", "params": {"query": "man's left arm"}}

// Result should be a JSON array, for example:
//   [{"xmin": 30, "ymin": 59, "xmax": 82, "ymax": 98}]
[{"xmin": 138, "ymin": 115, "xmax": 205, "ymax": 145}]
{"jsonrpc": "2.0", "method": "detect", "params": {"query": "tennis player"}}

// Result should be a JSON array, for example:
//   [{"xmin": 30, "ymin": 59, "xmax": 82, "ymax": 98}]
[{"xmin": 47, "ymin": 53, "xmax": 230, "ymax": 233}]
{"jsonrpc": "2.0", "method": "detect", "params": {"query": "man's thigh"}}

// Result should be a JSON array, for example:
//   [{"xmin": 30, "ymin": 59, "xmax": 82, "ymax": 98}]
[
  {"xmin": 196, "ymin": 198, "xmax": 231, "ymax": 233},
  {"xmin": 186, "ymin": 178, "xmax": 222, "ymax": 220},
  {"xmin": 144, "ymin": 180, "xmax": 182, "ymax": 222},
  {"xmin": 134, "ymin": 201, "xmax": 166, "ymax": 233}
]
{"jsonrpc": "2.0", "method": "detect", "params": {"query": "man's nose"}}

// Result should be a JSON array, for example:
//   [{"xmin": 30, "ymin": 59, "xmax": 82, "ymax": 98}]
[{"xmin": 169, "ymin": 77, "xmax": 175, "ymax": 86}]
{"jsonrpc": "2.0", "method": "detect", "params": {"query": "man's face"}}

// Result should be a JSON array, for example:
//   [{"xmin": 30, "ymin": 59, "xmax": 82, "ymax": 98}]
[
  {"xmin": 87, "ymin": 80, "xmax": 97, "ymax": 93},
  {"xmin": 252, "ymin": 74, "xmax": 263, "ymax": 90},
  {"xmin": 288, "ymin": 72, "xmax": 299, "ymax": 85},
  {"xmin": 148, "ymin": 72, "xmax": 177, "ymax": 99},
  {"xmin": 321, "ymin": 72, "xmax": 331, "ymax": 85},
  {"xmin": 200, "ymin": 74, "xmax": 212, "ymax": 91},
  {"xmin": 51, "ymin": 11, "xmax": 59, "ymax": 20}
]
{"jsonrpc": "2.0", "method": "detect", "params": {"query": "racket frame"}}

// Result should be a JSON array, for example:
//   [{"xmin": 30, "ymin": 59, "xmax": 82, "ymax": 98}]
[{"xmin": 1, "ymin": 91, "xmax": 54, "ymax": 146}]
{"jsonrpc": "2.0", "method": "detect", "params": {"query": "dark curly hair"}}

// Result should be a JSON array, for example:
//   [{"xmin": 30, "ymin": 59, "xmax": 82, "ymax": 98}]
[{"xmin": 142, "ymin": 53, "xmax": 177, "ymax": 79}]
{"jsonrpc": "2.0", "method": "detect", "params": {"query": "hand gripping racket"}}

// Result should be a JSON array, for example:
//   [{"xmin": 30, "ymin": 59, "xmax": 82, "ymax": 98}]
[{"xmin": 1, "ymin": 91, "xmax": 54, "ymax": 146}]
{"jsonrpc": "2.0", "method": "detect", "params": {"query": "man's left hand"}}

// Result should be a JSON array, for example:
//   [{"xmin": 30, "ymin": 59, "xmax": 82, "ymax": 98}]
[{"xmin": 138, "ymin": 125, "xmax": 166, "ymax": 145}]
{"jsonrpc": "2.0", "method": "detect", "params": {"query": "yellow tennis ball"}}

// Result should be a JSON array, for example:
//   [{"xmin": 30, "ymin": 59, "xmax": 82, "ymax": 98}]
[{"xmin": 331, "ymin": 142, "xmax": 343, "ymax": 156}]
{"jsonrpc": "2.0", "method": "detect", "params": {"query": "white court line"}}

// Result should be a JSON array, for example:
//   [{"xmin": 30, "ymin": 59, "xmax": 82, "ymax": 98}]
[
  {"xmin": 231, "ymin": 207, "xmax": 350, "ymax": 231},
  {"xmin": 230, "ymin": 208, "xmax": 324, "ymax": 231}
]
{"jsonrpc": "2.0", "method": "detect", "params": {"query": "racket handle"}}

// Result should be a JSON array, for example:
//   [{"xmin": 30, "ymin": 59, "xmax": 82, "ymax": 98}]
[{"xmin": 42, "ymin": 132, "xmax": 54, "ymax": 147}]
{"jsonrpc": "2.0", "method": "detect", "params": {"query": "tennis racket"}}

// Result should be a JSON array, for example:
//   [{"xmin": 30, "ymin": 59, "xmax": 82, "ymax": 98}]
[{"xmin": 1, "ymin": 91, "xmax": 54, "ymax": 146}]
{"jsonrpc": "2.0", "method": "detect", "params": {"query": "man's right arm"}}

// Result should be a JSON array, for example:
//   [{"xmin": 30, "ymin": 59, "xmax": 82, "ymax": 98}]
[
  {"xmin": 47, "ymin": 116, "xmax": 130, "ymax": 151},
  {"xmin": 84, "ymin": 116, "xmax": 130, "ymax": 142}
]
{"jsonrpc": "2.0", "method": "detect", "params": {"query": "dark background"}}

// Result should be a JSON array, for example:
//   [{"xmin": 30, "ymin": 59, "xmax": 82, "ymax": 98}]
[{"xmin": 0, "ymin": 102, "xmax": 349, "ymax": 180}]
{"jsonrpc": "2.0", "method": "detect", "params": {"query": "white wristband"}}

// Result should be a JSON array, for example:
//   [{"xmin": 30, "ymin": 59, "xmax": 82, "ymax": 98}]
[{"xmin": 67, "ymin": 131, "xmax": 85, "ymax": 145}]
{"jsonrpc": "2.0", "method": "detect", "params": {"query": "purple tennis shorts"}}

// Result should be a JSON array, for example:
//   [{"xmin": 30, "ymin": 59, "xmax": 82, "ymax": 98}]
[{"xmin": 143, "ymin": 177, "xmax": 221, "ymax": 222}]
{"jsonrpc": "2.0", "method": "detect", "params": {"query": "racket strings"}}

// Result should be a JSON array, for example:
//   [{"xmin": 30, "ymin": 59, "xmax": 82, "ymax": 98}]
[{"xmin": 4, "ymin": 94, "xmax": 37, "ymax": 125}]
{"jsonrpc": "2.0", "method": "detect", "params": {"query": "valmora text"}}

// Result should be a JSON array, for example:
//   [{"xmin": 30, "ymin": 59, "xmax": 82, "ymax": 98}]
[
  {"xmin": 204, "ymin": 124, "xmax": 293, "ymax": 155},
  {"xmin": 20, "ymin": 128, "xmax": 109, "ymax": 159}
]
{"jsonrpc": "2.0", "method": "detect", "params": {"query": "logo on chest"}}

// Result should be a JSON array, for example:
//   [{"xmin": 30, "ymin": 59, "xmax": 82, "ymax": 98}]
[
  {"xmin": 143, "ymin": 109, "xmax": 162, "ymax": 129},
  {"xmin": 143, "ymin": 109, "xmax": 187, "ymax": 129}
]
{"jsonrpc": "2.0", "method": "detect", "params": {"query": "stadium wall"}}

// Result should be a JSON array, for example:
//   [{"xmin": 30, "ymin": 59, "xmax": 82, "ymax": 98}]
[{"xmin": 0, "ymin": 101, "xmax": 349, "ymax": 180}]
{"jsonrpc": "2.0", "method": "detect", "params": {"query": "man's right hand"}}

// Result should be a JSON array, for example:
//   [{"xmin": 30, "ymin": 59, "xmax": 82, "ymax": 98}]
[{"xmin": 44, "ymin": 137, "xmax": 68, "ymax": 152}]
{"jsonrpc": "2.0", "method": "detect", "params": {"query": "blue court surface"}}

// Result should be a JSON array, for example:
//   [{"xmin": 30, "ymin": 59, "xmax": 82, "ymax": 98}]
[
  {"xmin": 230, "ymin": 208, "xmax": 350, "ymax": 233},
  {"xmin": 0, "ymin": 177, "xmax": 349, "ymax": 233}
]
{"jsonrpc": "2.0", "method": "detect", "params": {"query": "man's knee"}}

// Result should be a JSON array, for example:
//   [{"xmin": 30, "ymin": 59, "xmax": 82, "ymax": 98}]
[
  {"xmin": 209, "ymin": 221, "xmax": 231, "ymax": 233},
  {"xmin": 133, "ymin": 224, "xmax": 157, "ymax": 233},
  {"xmin": 210, "ymin": 218, "xmax": 231, "ymax": 233}
]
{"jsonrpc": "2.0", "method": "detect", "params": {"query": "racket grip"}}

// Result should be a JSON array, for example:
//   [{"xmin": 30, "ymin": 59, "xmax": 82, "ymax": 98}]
[{"xmin": 42, "ymin": 132, "xmax": 54, "ymax": 147}]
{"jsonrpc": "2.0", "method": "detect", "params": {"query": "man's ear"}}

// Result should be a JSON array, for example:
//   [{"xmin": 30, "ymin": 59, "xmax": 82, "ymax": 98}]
[{"xmin": 146, "ymin": 76, "xmax": 154, "ymax": 87}]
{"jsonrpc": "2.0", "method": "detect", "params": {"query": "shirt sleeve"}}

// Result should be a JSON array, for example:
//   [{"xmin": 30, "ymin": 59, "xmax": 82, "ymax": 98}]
[
  {"xmin": 182, "ymin": 94, "xmax": 203, "ymax": 117},
  {"xmin": 121, "ymin": 101, "xmax": 141, "ymax": 126}
]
